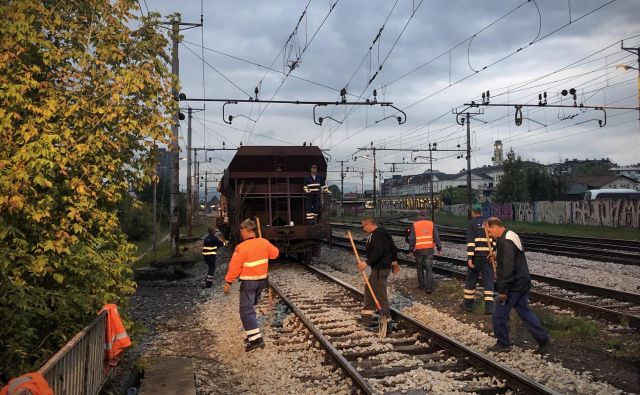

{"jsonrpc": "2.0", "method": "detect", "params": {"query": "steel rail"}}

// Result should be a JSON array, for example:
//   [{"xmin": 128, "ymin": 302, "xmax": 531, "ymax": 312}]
[
  {"xmin": 302, "ymin": 265, "xmax": 559, "ymax": 394},
  {"xmin": 268, "ymin": 280, "xmax": 375, "ymax": 394},
  {"xmin": 330, "ymin": 222, "xmax": 640, "ymax": 266},
  {"xmin": 331, "ymin": 236, "xmax": 640, "ymax": 328}
]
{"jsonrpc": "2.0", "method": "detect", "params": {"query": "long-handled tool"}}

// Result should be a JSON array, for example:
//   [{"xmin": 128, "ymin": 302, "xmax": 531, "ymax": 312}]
[
  {"xmin": 483, "ymin": 224, "xmax": 497, "ymax": 276},
  {"xmin": 347, "ymin": 231, "xmax": 387, "ymax": 338},
  {"xmin": 255, "ymin": 216, "xmax": 274, "ymax": 310}
]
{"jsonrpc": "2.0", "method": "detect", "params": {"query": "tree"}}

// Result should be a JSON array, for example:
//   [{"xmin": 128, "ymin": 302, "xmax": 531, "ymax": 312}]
[
  {"xmin": 440, "ymin": 186, "xmax": 471, "ymax": 205},
  {"xmin": 495, "ymin": 149, "xmax": 527, "ymax": 202},
  {"xmin": 576, "ymin": 159, "xmax": 615, "ymax": 177},
  {"xmin": 0, "ymin": 1, "xmax": 175, "ymax": 381},
  {"xmin": 496, "ymin": 149, "xmax": 567, "ymax": 202},
  {"xmin": 328, "ymin": 184, "xmax": 341, "ymax": 200}
]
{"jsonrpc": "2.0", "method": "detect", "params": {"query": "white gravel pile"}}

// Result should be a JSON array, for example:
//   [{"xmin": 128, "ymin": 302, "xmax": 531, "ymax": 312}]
[
  {"xmin": 336, "ymin": 229, "xmax": 640, "ymax": 294},
  {"xmin": 436, "ymin": 240, "xmax": 640, "ymax": 294},
  {"xmin": 271, "ymin": 268, "xmax": 510, "ymax": 394},
  {"xmin": 312, "ymin": 248, "xmax": 625, "ymax": 394},
  {"xmin": 197, "ymin": 287, "xmax": 353, "ymax": 394}
]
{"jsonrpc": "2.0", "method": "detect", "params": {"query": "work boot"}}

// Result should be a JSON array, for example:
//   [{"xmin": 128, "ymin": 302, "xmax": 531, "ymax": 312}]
[
  {"xmin": 484, "ymin": 302, "xmax": 494, "ymax": 315},
  {"xmin": 459, "ymin": 301, "xmax": 474, "ymax": 312},
  {"xmin": 487, "ymin": 342, "xmax": 512, "ymax": 353},
  {"xmin": 357, "ymin": 315, "xmax": 379, "ymax": 327},
  {"xmin": 537, "ymin": 338, "xmax": 552, "ymax": 353},
  {"xmin": 245, "ymin": 337, "xmax": 265, "ymax": 352},
  {"xmin": 203, "ymin": 280, "xmax": 213, "ymax": 289}
]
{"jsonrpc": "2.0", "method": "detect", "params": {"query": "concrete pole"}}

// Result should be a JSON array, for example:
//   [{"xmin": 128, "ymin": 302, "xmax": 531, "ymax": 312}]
[
  {"xmin": 340, "ymin": 161, "xmax": 344, "ymax": 219},
  {"xmin": 169, "ymin": 15, "xmax": 181, "ymax": 257},
  {"xmin": 187, "ymin": 108, "xmax": 192, "ymax": 237},
  {"xmin": 204, "ymin": 171, "xmax": 209, "ymax": 215},
  {"xmin": 466, "ymin": 114, "xmax": 472, "ymax": 219},
  {"xmin": 372, "ymin": 147, "xmax": 377, "ymax": 218}
]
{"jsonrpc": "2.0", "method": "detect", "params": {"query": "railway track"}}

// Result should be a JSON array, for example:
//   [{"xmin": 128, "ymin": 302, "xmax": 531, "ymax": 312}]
[
  {"xmin": 330, "ymin": 235, "xmax": 640, "ymax": 329},
  {"xmin": 331, "ymin": 222, "xmax": 640, "ymax": 266},
  {"xmin": 269, "ymin": 265, "xmax": 558, "ymax": 394}
]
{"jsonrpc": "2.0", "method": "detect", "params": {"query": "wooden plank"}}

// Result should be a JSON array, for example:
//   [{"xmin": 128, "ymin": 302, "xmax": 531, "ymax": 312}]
[{"xmin": 138, "ymin": 357, "xmax": 195, "ymax": 395}]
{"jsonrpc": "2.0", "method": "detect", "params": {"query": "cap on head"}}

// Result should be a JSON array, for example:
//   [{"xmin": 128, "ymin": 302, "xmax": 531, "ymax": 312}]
[
  {"xmin": 311, "ymin": 164, "xmax": 318, "ymax": 169},
  {"xmin": 418, "ymin": 210, "xmax": 427, "ymax": 217},
  {"xmin": 472, "ymin": 203, "xmax": 483, "ymax": 212}
]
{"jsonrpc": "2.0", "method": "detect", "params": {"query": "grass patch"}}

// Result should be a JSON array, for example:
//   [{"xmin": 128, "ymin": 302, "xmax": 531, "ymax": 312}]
[
  {"xmin": 533, "ymin": 308, "xmax": 598, "ymax": 338},
  {"xmin": 434, "ymin": 278, "xmax": 461, "ymax": 297}
]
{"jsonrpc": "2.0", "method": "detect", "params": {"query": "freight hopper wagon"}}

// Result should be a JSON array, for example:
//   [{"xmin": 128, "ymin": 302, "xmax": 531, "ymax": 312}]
[{"xmin": 218, "ymin": 146, "xmax": 331, "ymax": 262}]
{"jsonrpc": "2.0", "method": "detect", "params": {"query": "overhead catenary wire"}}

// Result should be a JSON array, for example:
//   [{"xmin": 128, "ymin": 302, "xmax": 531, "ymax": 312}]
[
  {"xmin": 247, "ymin": 0, "xmax": 340, "ymax": 144},
  {"xmin": 328, "ymin": 0, "xmax": 618, "ymax": 153},
  {"xmin": 365, "ymin": 33, "xmax": 638, "ymax": 152}
]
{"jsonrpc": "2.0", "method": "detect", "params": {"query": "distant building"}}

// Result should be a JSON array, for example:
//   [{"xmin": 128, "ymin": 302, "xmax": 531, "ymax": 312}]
[
  {"xmin": 156, "ymin": 147, "xmax": 171, "ymax": 178},
  {"xmin": 492, "ymin": 140, "xmax": 503, "ymax": 167},
  {"xmin": 612, "ymin": 165, "xmax": 640, "ymax": 183},
  {"xmin": 566, "ymin": 175, "xmax": 640, "ymax": 198}
]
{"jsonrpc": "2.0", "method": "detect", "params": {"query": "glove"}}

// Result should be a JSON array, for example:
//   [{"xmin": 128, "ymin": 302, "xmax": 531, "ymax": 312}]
[
  {"xmin": 322, "ymin": 185, "xmax": 330, "ymax": 193},
  {"xmin": 303, "ymin": 186, "xmax": 310, "ymax": 193},
  {"xmin": 391, "ymin": 262, "xmax": 400, "ymax": 274},
  {"xmin": 223, "ymin": 282, "xmax": 232, "ymax": 294}
]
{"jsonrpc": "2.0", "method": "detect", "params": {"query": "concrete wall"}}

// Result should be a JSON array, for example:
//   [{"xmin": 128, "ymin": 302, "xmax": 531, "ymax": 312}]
[{"xmin": 443, "ymin": 199, "xmax": 640, "ymax": 228}]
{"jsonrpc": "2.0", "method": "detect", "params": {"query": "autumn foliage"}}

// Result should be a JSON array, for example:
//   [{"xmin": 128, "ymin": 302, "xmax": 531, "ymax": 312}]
[{"xmin": 0, "ymin": 1, "xmax": 175, "ymax": 381}]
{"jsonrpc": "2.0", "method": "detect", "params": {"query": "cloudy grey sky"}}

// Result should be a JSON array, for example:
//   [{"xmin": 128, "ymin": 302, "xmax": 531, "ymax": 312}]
[{"xmin": 142, "ymin": 0, "xmax": 639, "ymax": 191}]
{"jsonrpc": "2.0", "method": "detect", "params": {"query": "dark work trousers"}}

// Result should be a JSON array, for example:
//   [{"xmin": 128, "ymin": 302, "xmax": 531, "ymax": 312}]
[
  {"xmin": 492, "ymin": 290, "xmax": 549, "ymax": 347},
  {"xmin": 306, "ymin": 193, "xmax": 321, "ymax": 214},
  {"xmin": 362, "ymin": 268, "xmax": 391, "ymax": 318},
  {"xmin": 463, "ymin": 259, "xmax": 495, "ymax": 311},
  {"xmin": 239, "ymin": 279, "xmax": 268, "ymax": 340},
  {"xmin": 415, "ymin": 252, "xmax": 434, "ymax": 291},
  {"xmin": 204, "ymin": 256, "xmax": 216, "ymax": 283}
]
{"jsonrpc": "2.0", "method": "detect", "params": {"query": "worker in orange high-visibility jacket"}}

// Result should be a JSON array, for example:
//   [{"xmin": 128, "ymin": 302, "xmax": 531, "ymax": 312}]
[
  {"xmin": 407, "ymin": 211, "xmax": 442, "ymax": 293},
  {"xmin": 223, "ymin": 218, "xmax": 279, "ymax": 352},
  {"xmin": 101, "ymin": 304, "xmax": 132, "ymax": 366},
  {"xmin": 1, "ymin": 373, "xmax": 53, "ymax": 395}
]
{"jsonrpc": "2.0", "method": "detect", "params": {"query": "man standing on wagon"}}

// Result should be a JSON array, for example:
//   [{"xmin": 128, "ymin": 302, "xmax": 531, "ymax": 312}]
[
  {"xmin": 303, "ymin": 164, "xmax": 328, "ymax": 223},
  {"xmin": 223, "ymin": 219, "xmax": 279, "ymax": 351}
]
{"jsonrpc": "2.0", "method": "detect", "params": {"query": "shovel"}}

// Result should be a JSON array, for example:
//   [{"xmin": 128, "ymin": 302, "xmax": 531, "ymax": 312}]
[
  {"xmin": 347, "ymin": 231, "xmax": 387, "ymax": 339},
  {"xmin": 256, "ymin": 216, "xmax": 274, "ymax": 311}
]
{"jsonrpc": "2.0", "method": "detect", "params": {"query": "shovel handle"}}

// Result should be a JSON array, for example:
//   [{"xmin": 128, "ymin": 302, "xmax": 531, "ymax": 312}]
[
  {"xmin": 255, "ymin": 217, "xmax": 262, "ymax": 238},
  {"xmin": 347, "ymin": 231, "xmax": 382, "ymax": 311}
]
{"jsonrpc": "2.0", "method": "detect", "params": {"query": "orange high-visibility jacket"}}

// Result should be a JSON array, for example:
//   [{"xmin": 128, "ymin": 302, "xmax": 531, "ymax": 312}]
[
  {"xmin": 225, "ymin": 237, "xmax": 279, "ymax": 283},
  {"xmin": 101, "ymin": 304, "xmax": 132, "ymax": 366},
  {"xmin": 0, "ymin": 372, "xmax": 53, "ymax": 395},
  {"xmin": 413, "ymin": 220, "xmax": 435, "ymax": 250}
]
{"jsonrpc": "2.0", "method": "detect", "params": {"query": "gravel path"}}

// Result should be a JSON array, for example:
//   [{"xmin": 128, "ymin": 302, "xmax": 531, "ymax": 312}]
[
  {"xmin": 104, "ymin": 237, "xmax": 635, "ymax": 394},
  {"xmin": 339, "ymin": 230, "xmax": 640, "ymax": 293},
  {"xmin": 313, "ymin": 246, "xmax": 627, "ymax": 394}
]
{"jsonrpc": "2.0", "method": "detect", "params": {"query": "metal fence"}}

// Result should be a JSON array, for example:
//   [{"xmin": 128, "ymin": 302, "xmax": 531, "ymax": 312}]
[{"xmin": 38, "ymin": 311, "xmax": 110, "ymax": 395}]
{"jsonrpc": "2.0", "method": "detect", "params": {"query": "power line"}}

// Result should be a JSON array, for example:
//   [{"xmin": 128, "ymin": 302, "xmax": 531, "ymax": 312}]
[
  {"xmin": 180, "ymin": 42, "xmax": 252, "ymax": 98},
  {"xmin": 247, "ymin": 0, "xmax": 340, "ymax": 143}
]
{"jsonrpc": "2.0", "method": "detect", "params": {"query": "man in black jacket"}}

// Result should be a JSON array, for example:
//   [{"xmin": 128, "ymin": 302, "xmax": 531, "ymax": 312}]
[
  {"xmin": 484, "ymin": 217, "xmax": 550, "ymax": 353},
  {"xmin": 357, "ymin": 217, "xmax": 399, "ymax": 326}
]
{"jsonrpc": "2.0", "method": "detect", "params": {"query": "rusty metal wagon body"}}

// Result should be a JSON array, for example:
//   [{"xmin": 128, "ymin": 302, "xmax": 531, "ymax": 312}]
[{"xmin": 218, "ymin": 146, "xmax": 331, "ymax": 262}]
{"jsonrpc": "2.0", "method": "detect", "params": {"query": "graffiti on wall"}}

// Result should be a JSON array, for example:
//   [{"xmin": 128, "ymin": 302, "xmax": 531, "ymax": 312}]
[{"xmin": 444, "ymin": 199, "xmax": 640, "ymax": 228}]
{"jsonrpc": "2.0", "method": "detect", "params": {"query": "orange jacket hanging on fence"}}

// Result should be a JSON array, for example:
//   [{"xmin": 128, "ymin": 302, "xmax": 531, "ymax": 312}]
[
  {"xmin": 101, "ymin": 303, "xmax": 131, "ymax": 366},
  {"xmin": 0, "ymin": 372, "xmax": 53, "ymax": 395}
]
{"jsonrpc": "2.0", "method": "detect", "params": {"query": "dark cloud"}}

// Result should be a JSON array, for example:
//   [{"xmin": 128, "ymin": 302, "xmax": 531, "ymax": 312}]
[{"xmin": 146, "ymin": 1, "xmax": 639, "ymax": 190}]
